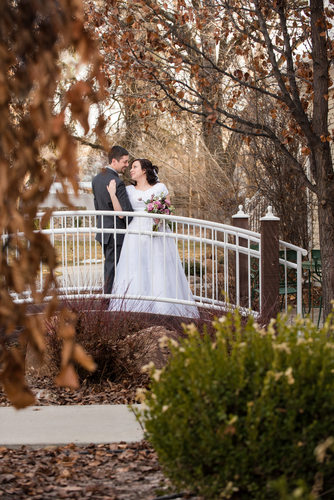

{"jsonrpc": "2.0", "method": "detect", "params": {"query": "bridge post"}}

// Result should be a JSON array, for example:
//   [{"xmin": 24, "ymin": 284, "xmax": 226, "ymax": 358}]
[
  {"xmin": 232, "ymin": 205, "xmax": 249, "ymax": 308},
  {"xmin": 260, "ymin": 206, "xmax": 280, "ymax": 319}
]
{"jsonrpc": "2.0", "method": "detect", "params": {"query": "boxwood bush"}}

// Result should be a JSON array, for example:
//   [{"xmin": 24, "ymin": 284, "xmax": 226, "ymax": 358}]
[{"xmin": 135, "ymin": 310, "xmax": 334, "ymax": 499}]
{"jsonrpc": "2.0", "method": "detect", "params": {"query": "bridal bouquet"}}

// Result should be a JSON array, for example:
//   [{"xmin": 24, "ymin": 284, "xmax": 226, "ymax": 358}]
[{"xmin": 144, "ymin": 193, "xmax": 175, "ymax": 231}]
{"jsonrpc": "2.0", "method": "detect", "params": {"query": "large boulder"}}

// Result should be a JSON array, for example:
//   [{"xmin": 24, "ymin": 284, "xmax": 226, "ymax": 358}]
[{"xmin": 118, "ymin": 325, "xmax": 181, "ymax": 374}]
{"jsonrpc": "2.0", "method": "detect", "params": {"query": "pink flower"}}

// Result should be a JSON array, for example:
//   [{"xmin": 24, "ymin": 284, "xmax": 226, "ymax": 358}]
[{"xmin": 144, "ymin": 194, "xmax": 175, "ymax": 231}]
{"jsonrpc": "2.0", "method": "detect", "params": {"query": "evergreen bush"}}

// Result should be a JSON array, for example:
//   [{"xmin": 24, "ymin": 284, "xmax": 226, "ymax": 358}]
[
  {"xmin": 136, "ymin": 310, "xmax": 334, "ymax": 499},
  {"xmin": 183, "ymin": 261, "xmax": 203, "ymax": 276}
]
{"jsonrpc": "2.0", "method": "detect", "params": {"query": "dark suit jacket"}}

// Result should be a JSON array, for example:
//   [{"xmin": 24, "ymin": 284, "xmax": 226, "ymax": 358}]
[{"xmin": 92, "ymin": 168, "xmax": 133, "ymax": 245}]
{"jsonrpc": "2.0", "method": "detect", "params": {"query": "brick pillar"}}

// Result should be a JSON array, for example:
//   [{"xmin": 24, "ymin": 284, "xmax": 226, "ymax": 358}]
[
  {"xmin": 232, "ymin": 205, "xmax": 249, "ymax": 308},
  {"xmin": 260, "ymin": 206, "xmax": 280, "ymax": 319}
]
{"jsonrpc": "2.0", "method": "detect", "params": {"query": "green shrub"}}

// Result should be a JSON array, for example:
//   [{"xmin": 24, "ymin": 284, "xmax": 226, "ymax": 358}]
[
  {"xmin": 135, "ymin": 310, "xmax": 334, "ymax": 499},
  {"xmin": 183, "ymin": 260, "xmax": 203, "ymax": 276}
]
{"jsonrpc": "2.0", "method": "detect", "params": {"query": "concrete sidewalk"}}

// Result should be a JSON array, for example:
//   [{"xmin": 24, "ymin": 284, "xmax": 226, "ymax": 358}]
[{"xmin": 0, "ymin": 404, "xmax": 144, "ymax": 448}]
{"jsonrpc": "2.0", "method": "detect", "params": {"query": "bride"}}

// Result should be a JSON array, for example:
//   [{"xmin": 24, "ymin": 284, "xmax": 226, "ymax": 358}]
[{"xmin": 107, "ymin": 158, "xmax": 199, "ymax": 318}]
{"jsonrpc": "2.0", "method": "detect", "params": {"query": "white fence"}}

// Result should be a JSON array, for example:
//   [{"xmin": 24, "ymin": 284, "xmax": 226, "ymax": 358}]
[{"xmin": 4, "ymin": 210, "xmax": 308, "ymax": 318}]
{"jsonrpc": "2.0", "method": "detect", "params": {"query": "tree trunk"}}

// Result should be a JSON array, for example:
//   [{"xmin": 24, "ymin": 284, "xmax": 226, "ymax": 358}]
[
  {"xmin": 317, "ymin": 179, "xmax": 334, "ymax": 318},
  {"xmin": 123, "ymin": 92, "xmax": 141, "ymax": 155},
  {"xmin": 310, "ymin": 0, "xmax": 333, "ymax": 319}
]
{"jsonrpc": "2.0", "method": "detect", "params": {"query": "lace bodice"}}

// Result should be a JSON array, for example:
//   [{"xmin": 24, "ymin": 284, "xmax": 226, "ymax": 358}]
[{"xmin": 126, "ymin": 183, "xmax": 169, "ymax": 212}]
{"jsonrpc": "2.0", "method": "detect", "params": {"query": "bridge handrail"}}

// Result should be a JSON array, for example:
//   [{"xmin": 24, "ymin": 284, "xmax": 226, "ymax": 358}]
[
  {"xmin": 5, "ymin": 209, "xmax": 308, "ymax": 317},
  {"xmin": 36, "ymin": 209, "xmax": 306, "ymax": 268},
  {"xmin": 37, "ymin": 210, "xmax": 262, "ymax": 240},
  {"xmin": 279, "ymin": 240, "xmax": 308, "ymax": 256}
]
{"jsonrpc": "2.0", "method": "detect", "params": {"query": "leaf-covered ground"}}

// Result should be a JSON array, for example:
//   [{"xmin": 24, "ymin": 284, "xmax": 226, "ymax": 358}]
[
  {"xmin": 0, "ymin": 374, "xmax": 138, "ymax": 407},
  {"xmin": 0, "ymin": 441, "xmax": 177, "ymax": 499},
  {"xmin": 0, "ymin": 375, "xmax": 201, "ymax": 499}
]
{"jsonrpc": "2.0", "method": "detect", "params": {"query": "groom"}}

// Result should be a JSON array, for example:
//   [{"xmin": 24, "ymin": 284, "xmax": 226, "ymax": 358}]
[{"xmin": 92, "ymin": 145, "xmax": 133, "ymax": 294}]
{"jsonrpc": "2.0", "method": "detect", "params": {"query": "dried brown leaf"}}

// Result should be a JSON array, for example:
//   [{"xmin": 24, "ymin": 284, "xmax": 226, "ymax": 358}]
[
  {"xmin": 25, "ymin": 315, "xmax": 46, "ymax": 354},
  {"xmin": 11, "ymin": 263, "xmax": 25, "ymax": 293},
  {"xmin": 55, "ymin": 364, "xmax": 79, "ymax": 389},
  {"xmin": 59, "ymin": 323, "xmax": 76, "ymax": 340},
  {"xmin": 0, "ymin": 348, "xmax": 36, "ymax": 409},
  {"xmin": 61, "ymin": 338, "xmax": 74, "ymax": 368},
  {"xmin": 73, "ymin": 343, "xmax": 97, "ymax": 372}
]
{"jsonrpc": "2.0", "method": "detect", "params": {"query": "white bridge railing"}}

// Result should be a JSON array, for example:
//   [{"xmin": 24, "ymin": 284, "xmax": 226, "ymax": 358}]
[{"xmin": 5, "ymin": 209, "xmax": 307, "ymax": 317}]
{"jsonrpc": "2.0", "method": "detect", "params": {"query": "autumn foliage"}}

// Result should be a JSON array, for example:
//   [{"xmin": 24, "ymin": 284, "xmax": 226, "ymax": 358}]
[
  {"xmin": 85, "ymin": 0, "xmax": 334, "ymax": 318},
  {"xmin": 0, "ymin": 0, "xmax": 106, "ymax": 408},
  {"xmin": 2, "ymin": 0, "xmax": 334, "ymax": 408}
]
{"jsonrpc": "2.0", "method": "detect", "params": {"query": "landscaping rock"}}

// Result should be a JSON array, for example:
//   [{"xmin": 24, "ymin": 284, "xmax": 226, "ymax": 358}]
[{"xmin": 118, "ymin": 326, "xmax": 181, "ymax": 372}]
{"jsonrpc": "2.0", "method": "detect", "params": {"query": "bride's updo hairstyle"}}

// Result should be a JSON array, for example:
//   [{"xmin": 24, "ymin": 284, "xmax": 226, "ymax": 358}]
[{"xmin": 133, "ymin": 158, "xmax": 159, "ymax": 185}]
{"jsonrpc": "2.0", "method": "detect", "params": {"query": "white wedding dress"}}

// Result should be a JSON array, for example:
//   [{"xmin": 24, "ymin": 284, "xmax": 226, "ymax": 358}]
[{"xmin": 108, "ymin": 183, "xmax": 199, "ymax": 318}]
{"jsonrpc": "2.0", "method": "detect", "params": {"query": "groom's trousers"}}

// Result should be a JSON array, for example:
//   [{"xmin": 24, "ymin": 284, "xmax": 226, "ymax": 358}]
[{"xmin": 102, "ymin": 233, "xmax": 124, "ymax": 294}]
